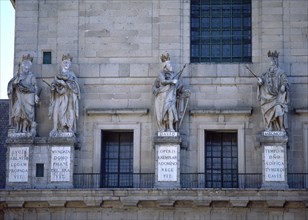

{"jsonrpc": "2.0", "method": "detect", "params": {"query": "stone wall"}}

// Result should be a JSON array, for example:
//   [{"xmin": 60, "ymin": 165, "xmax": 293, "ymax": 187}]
[{"xmin": 12, "ymin": 0, "xmax": 308, "ymax": 174}]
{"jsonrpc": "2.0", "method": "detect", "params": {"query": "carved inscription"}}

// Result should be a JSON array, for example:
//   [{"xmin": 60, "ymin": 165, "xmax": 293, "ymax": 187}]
[
  {"xmin": 8, "ymin": 147, "xmax": 29, "ymax": 182},
  {"xmin": 264, "ymin": 146, "xmax": 285, "ymax": 181},
  {"xmin": 51, "ymin": 147, "xmax": 71, "ymax": 182},
  {"xmin": 157, "ymin": 145, "xmax": 178, "ymax": 181},
  {"xmin": 158, "ymin": 132, "xmax": 179, "ymax": 137}
]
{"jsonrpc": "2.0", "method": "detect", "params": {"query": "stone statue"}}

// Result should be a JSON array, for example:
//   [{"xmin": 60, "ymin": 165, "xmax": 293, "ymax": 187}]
[
  {"xmin": 7, "ymin": 54, "xmax": 39, "ymax": 136},
  {"xmin": 257, "ymin": 50, "xmax": 289, "ymax": 132},
  {"xmin": 153, "ymin": 53, "xmax": 190, "ymax": 132},
  {"xmin": 48, "ymin": 54, "xmax": 80, "ymax": 137}
]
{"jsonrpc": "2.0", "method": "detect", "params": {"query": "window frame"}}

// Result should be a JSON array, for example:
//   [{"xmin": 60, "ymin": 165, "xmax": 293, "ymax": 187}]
[
  {"xmin": 190, "ymin": 0, "xmax": 252, "ymax": 63},
  {"xmin": 42, "ymin": 51, "xmax": 52, "ymax": 64},
  {"xmin": 101, "ymin": 131, "xmax": 134, "ymax": 188},
  {"xmin": 204, "ymin": 130, "xmax": 238, "ymax": 188},
  {"xmin": 93, "ymin": 123, "xmax": 141, "ymax": 179},
  {"xmin": 197, "ymin": 123, "xmax": 245, "ymax": 177}
]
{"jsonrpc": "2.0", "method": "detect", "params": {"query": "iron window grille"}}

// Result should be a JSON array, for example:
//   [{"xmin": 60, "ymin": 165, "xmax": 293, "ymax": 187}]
[
  {"xmin": 101, "ymin": 131, "xmax": 134, "ymax": 188},
  {"xmin": 191, "ymin": 0, "xmax": 252, "ymax": 63},
  {"xmin": 205, "ymin": 131, "xmax": 238, "ymax": 188}
]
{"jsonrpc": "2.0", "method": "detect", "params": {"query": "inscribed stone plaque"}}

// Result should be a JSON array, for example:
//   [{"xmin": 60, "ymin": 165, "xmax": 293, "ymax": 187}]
[
  {"xmin": 8, "ymin": 147, "xmax": 29, "ymax": 182},
  {"xmin": 51, "ymin": 147, "xmax": 71, "ymax": 182},
  {"xmin": 157, "ymin": 145, "xmax": 178, "ymax": 181},
  {"xmin": 264, "ymin": 146, "xmax": 285, "ymax": 181},
  {"xmin": 158, "ymin": 132, "xmax": 179, "ymax": 137}
]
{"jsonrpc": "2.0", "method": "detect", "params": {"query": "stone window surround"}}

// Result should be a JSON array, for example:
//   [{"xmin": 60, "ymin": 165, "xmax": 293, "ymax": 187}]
[
  {"xmin": 295, "ymin": 108, "xmax": 308, "ymax": 173},
  {"xmin": 93, "ymin": 123, "xmax": 141, "ymax": 174},
  {"xmin": 197, "ymin": 123, "xmax": 245, "ymax": 174}
]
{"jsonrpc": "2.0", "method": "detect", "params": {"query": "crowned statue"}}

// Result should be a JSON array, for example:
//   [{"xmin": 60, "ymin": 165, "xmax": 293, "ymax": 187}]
[
  {"xmin": 7, "ymin": 54, "xmax": 39, "ymax": 136},
  {"xmin": 257, "ymin": 50, "xmax": 289, "ymax": 132},
  {"xmin": 48, "ymin": 54, "xmax": 80, "ymax": 137}
]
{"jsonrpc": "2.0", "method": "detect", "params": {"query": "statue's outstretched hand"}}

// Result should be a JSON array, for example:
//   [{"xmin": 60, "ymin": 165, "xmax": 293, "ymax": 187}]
[
  {"xmin": 257, "ymin": 77, "xmax": 263, "ymax": 85},
  {"xmin": 172, "ymin": 79, "xmax": 178, "ymax": 84}
]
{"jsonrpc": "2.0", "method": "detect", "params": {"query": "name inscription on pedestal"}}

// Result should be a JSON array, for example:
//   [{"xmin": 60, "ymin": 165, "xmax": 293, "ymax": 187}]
[
  {"xmin": 264, "ymin": 146, "xmax": 285, "ymax": 181},
  {"xmin": 158, "ymin": 132, "xmax": 179, "ymax": 137},
  {"xmin": 8, "ymin": 147, "xmax": 29, "ymax": 182},
  {"xmin": 263, "ymin": 131, "xmax": 286, "ymax": 137},
  {"xmin": 157, "ymin": 145, "xmax": 178, "ymax": 181},
  {"xmin": 51, "ymin": 147, "xmax": 71, "ymax": 182}
]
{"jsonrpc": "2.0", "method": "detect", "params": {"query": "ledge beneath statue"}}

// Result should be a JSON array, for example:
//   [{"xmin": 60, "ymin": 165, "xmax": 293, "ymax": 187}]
[
  {"xmin": 154, "ymin": 132, "xmax": 181, "ymax": 144},
  {"xmin": 259, "ymin": 131, "xmax": 288, "ymax": 144},
  {"xmin": 6, "ymin": 135, "xmax": 77, "ymax": 146}
]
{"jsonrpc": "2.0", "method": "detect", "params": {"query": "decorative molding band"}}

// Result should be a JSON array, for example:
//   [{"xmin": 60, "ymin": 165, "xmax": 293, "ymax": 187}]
[
  {"xmin": 86, "ymin": 108, "xmax": 149, "ymax": 116},
  {"xmin": 294, "ymin": 108, "xmax": 308, "ymax": 114},
  {"xmin": 190, "ymin": 107, "xmax": 252, "ymax": 116}
]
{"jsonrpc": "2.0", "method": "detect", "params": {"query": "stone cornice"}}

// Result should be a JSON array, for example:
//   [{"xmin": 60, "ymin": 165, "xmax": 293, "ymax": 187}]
[{"xmin": 0, "ymin": 189, "xmax": 307, "ymax": 208}]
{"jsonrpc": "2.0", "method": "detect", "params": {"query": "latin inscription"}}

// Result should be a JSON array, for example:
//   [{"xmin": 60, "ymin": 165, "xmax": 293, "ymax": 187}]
[
  {"xmin": 157, "ymin": 145, "xmax": 178, "ymax": 181},
  {"xmin": 8, "ymin": 147, "xmax": 29, "ymax": 182},
  {"xmin": 51, "ymin": 147, "xmax": 71, "ymax": 182},
  {"xmin": 264, "ymin": 146, "xmax": 285, "ymax": 181}
]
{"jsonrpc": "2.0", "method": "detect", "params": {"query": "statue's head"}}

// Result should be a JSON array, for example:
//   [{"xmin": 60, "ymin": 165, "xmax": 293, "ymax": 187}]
[
  {"xmin": 61, "ymin": 54, "xmax": 73, "ymax": 71},
  {"xmin": 20, "ymin": 54, "xmax": 33, "ymax": 73},
  {"xmin": 267, "ymin": 50, "xmax": 279, "ymax": 67},
  {"xmin": 160, "ymin": 52, "xmax": 172, "ymax": 72}
]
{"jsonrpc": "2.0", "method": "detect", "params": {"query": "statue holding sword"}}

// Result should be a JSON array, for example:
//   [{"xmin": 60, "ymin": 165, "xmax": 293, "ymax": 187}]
[{"xmin": 153, "ymin": 52, "xmax": 190, "ymax": 132}]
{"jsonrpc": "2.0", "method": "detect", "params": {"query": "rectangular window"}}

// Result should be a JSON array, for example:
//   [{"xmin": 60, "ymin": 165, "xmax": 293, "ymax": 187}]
[
  {"xmin": 205, "ymin": 131, "xmax": 238, "ymax": 188},
  {"xmin": 36, "ymin": 163, "xmax": 44, "ymax": 177},
  {"xmin": 191, "ymin": 0, "xmax": 251, "ymax": 63},
  {"xmin": 43, "ymin": 51, "xmax": 52, "ymax": 64},
  {"xmin": 101, "ymin": 131, "xmax": 133, "ymax": 188}
]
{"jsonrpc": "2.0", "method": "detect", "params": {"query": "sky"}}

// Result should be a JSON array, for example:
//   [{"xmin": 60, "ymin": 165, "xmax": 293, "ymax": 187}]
[{"xmin": 0, "ymin": 0, "xmax": 15, "ymax": 99}]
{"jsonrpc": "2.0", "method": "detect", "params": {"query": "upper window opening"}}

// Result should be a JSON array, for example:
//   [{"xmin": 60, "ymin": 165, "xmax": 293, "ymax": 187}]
[{"xmin": 191, "ymin": 0, "xmax": 252, "ymax": 63}]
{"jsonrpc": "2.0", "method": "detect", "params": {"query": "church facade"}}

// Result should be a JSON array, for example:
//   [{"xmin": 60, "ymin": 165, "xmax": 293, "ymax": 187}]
[{"xmin": 1, "ymin": 0, "xmax": 308, "ymax": 219}]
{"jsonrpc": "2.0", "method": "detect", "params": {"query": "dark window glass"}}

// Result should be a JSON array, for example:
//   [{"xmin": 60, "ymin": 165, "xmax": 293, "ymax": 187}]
[
  {"xmin": 36, "ymin": 164, "xmax": 44, "ymax": 177},
  {"xmin": 191, "ymin": 0, "xmax": 252, "ymax": 63},
  {"xmin": 101, "ymin": 131, "xmax": 133, "ymax": 188},
  {"xmin": 43, "ymin": 51, "xmax": 52, "ymax": 64},
  {"xmin": 204, "ymin": 131, "xmax": 238, "ymax": 188}
]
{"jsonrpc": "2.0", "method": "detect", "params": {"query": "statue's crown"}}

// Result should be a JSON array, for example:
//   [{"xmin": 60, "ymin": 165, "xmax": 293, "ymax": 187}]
[
  {"xmin": 160, "ymin": 53, "xmax": 170, "ymax": 63},
  {"xmin": 22, "ymin": 54, "xmax": 33, "ymax": 62},
  {"xmin": 62, "ymin": 53, "xmax": 73, "ymax": 61},
  {"xmin": 267, "ymin": 50, "xmax": 279, "ymax": 58}
]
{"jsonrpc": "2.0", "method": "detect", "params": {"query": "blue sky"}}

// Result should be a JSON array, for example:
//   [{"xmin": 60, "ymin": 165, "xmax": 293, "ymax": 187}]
[{"xmin": 0, "ymin": 0, "xmax": 15, "ymax": 99}]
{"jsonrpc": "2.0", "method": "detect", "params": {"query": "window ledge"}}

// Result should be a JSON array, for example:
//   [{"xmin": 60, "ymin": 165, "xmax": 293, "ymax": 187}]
[
  {"xmin": 86, "ymin": 108, "xmax": 149, "ymax": 116},
  {"xmin": 190, "ymin": 107, "xmax": 252, "ymax": 116}
]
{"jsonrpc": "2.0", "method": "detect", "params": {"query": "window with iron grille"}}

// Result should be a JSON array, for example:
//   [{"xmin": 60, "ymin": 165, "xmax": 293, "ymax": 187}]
[
  {"xmin": 191, "ymin": 0, "xmax": 251, "ymax": 63},
  {"xmin": 101, "ymin": 131, "xmax": 133, "ymax": 188},
  {"xmin": 205, "ymin": 131, "xmax": 238, "ymax": 188}
]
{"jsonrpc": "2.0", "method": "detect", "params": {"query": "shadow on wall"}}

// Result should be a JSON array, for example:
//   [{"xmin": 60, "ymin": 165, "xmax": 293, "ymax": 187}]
[{"xmin": 0, "ymin": 99, "xmax": 9, "ymax": 189}]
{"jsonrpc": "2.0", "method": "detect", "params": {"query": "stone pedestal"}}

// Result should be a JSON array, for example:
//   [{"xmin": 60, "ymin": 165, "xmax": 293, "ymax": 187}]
[
  {"xmin": 260, "ymin": 131, "xmax": 288, "ymax": 189},
  {"xmin": 154, "ymin": 132, "xmax": 181, "ymax": 189},
  {"xmin": 6, "ymin": 135, "xmax": 77, "ymax": 189}
]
